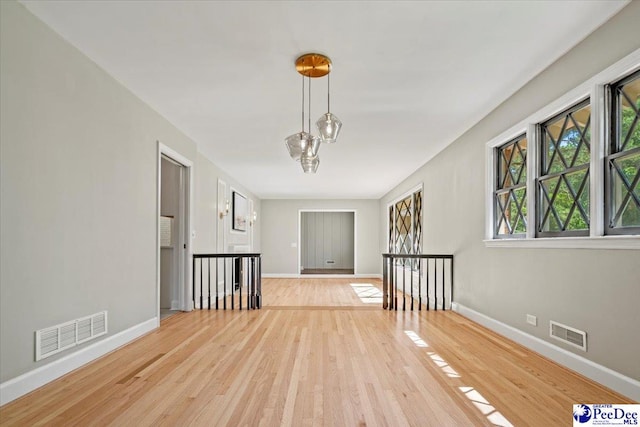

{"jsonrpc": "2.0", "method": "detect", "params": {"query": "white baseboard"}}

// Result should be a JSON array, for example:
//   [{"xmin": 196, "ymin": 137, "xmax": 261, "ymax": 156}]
[
  {"xmin": 359, "ymin": 274, "xmax": 383, "ymax": 279},
  {"xmin": 262, "ymin": 273, "xmax": 298, "ymax": 278},
  {"xmin": 262, "ymin": 273, "xmax": 382, "ymax": 279},
  {"xmin": 0, "ymin": 317, "xmax": 157, "ymax": 406},
  {"xmin": 452, "ymin": 302, "xmax": 640, "ymax": 401}
]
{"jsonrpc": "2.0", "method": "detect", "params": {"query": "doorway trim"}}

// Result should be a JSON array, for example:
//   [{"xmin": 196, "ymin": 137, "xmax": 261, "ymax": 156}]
[
  {"xmin": 157, "ymin": 142, "xmax": 194, "ymax": 326},
  {"xmin": 298, "ymin": 209, "xmax": 357, "ymax": 276}
]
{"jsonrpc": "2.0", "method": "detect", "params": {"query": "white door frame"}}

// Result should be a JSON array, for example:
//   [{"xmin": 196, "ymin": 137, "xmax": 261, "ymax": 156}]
[
  {"xmin": 298, "ymin": 209, "xmax": 357, "ymax": 276},
  {"xmin": 157, "ymin": 142, "xmax": 194, "ymax": 326}
]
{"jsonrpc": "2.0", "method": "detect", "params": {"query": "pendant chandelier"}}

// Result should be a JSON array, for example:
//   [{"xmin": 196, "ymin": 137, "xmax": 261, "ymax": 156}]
[{"xmin": 285, "ymin": 53, "xmax": 342, "ymax": 173}]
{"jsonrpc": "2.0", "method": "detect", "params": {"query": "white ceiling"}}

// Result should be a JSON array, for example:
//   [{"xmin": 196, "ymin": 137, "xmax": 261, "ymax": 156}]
[{"xmin": 21, "ymin": 0, "xmax": 628, "ymax": 199}]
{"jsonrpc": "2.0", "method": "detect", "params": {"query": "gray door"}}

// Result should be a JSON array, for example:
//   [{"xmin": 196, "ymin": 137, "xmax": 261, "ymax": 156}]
[{"xmin": 301, "ymin": 212, "xmax": 354, "ymax": 271}]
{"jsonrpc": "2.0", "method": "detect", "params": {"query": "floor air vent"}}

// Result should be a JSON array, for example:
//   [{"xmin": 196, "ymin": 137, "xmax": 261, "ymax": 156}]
[
  {"xmin": 35, "ymin": 311, "xmax": 108, "ymax": 361},
  {"xmin": 549, "ymin": 320, "xmax": 587, "ymax": 351}
]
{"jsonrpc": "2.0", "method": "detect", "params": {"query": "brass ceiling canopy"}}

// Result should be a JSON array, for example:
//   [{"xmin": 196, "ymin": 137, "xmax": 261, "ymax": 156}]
[{"xmin": 295, "ymin": 53, "xmax": 331, "ymax": 78}]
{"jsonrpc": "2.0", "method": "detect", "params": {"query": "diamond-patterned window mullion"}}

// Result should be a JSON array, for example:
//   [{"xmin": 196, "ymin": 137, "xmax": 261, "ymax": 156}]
[
  {"xmin": 389, "ymin": 190, "xmax": 422, "ymax": 262},
  {"xmin": 412, "ymin": 191, "xmax": 422, "ymax": 270},
  {"xmin": 606, "ymin": 69, "xmax": 640, "ymax": 234},
  {"xmin": 549, "ymin": 192, "xmax": 566, "ymax": 231},
  {"xmin": 514, "ymin": 142, "xmax": 527, "ymax": 184},
  {"xmin": 517, "ymin": 189, "xmax": 528, "ymax": 230},
  {"xmin": 498, "ymin": 150, "xmax": 508, "ymax": 189},
  {"xmin": 515, "ymin": 188, "xmax": 528, "ymax": 229},
  {"xmin": 542, "ymin": 185, "xmax": 563, "ymax": 232},
  {"xmin": 548, "ymin": 116, "xmax": 572, "ymax": 172},
  {"xmin": 619, "ymin": 88, "xmax": 639, "ymax": 152},
  {"xmin": 505, "ymin": 143, "xmax": 518, "ymax": 186},
  {"xmin": 582, "ymin": 115, "xmax": 592, "ymax": 149},
  {"xmin": 539, "ymin": 178, "xmax": 566, "ymax": 232},
  {"xmin": 629, "ymin": 172, "xmax": 640, "ymax": 207},
  {"xmin": 571, "ymin": 170, "xmax": 591, "ymax": 225},
  {"xmin": 395, "ymin": 199, "xmax": 412, "ymax": 256},
  {"xmin": 558, "ymin": 116, "xmax": 574, "ymax": 170},
  {"xmin": 559, "ymin": 171, "xmax": 589, "ymax": 231},
  {"xmin": 621, "ymin": 114, "xmax": 639, "ymax": 152},
  {"xmin": 538, "ymin": 100, "xmax": 591, "ymax": 236},
  {"xmin": 495, "ymin": 196, "xmax": 507, "ymax": 234},
  {"xmin": 413, "ymin": 191, "xmax": 422, "ymax": 254},
  {"xmin": 494, "ymin": 135, "xmax": 528, "ymax": 237},
  {"xmin": 568, "ymin": 115, "xmax": 587, "ymax": 168},
  {"xmin": 394, "ymin": 201, "xmax": 407, "ymax": 265},
  {"xmin": 495, "ymin": 192, "xmax": 513, "ymax": 235},
  {"xmin": 561, "ymin": 174, "xmax": 579, "ymax": 230},
  {"xmin": 610, "ymin": 158, "xmax": 640, "ymax": 225},
  {"xmin": 544, "ymin": 132, "xmax": 560, "ymax": 175},
  {"xmin": 509, "ymin": 189, "xmax": 526, "ymax": 232},
  {"xmin": 499, "ymin": 146, "xmax": 517, "ymax": 188}
]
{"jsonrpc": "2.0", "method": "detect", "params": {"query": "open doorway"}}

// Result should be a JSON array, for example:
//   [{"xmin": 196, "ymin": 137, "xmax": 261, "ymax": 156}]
[
  {"xmin": 299, "ymin": 210, "xmax": 355, "ymax": 275},
  {"xmin": 157, "ymin": 143, "xmax": 192, "ymax": 324}
]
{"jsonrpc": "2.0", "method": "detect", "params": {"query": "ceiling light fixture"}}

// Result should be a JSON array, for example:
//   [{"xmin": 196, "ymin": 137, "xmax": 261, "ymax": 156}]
[{"xmin": 285, "ymin": 53, "xmax": 342, "ymax": 173}]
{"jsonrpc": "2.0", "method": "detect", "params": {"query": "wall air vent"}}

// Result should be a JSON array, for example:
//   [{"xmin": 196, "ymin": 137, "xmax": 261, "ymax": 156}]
[
  {"xmin": 35, "ymin": 311, "xmax": 108, "ymax": 361},
  {"xmin": 549, "ymin": 320, "xmax": 587, "ymax": 351}
]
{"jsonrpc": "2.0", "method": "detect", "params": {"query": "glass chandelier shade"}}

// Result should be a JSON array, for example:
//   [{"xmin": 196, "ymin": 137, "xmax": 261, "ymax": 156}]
[
  {"xmin": 285, "ymin": 131, "xmax": 321, "ymax": 162},
  {"xmin": 301, "ymin": 153, "xmax": 320, "ymax": 173},
  {"xmin": 316, "ymin": 112, "xmax": 342, "ymax": 144}
]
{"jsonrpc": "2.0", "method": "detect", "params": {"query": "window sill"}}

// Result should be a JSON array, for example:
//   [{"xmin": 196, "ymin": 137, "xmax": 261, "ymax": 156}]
[{"xmin": 484, "ymin": 235, "xmax": 640, "ymax": 250}]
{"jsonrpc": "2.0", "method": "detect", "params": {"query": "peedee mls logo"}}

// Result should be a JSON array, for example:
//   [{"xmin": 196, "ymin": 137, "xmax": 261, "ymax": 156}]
[
  {"xmin": 573, "ymin": 404, "xmax": 639, "ymax": 426},
  {"xmin": 574, "ymin": 405, "xmax": 593, "ymax": 423}
]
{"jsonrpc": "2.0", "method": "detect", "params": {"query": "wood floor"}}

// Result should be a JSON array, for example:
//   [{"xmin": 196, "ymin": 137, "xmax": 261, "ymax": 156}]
[{"xmin": 0, "ymin": 278, "xmax": 633, "ymax": 426}]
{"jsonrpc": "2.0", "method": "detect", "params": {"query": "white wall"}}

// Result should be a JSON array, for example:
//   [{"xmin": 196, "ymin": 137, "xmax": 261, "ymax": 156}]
[
  {"xmin": 261, "ymin": 199, "xmax": 379, "ymax": 275},
  {"xmin": 193, "ymin": 153, "xmax": 260, "ymax": 255},
  {"xmin": 0, "ymin": 0, "xmax": 200, "ymax": 382},
  {"xmin": 380, "ymin": 1, "xmax": 640, "ymax": 382},
  {"xmin": 0, "ymin": 1, "xmax": 260, "ymax": 394}
]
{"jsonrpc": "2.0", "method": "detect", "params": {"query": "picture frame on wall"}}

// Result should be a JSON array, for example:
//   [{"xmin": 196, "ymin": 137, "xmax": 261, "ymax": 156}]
[{"xmin": 232, "ymin": 191, "xmax": 247, "ymax": 232}]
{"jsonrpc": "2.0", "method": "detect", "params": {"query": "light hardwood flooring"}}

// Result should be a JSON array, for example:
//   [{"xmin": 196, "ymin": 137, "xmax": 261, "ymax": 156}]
[{"xmin": 0, "ymin": 278, "xmax": 633, "ymax": 426}]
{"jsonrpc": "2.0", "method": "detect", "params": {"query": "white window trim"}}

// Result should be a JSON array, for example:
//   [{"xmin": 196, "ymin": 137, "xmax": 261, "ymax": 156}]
[{"xmin": 485, "ymin": 48, "xmax": 640, "ymax": 250}]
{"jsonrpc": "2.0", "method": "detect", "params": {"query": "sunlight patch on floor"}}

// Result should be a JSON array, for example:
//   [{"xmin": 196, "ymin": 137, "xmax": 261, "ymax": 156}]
[
  {"xmin": 427, "ymin": 352, "xmax": 460, "ymax": 378},
  {"xmin": 459, "ymin": 387, "xmax": 514, "ymax": 427},
  {"xmin": 404, "ymin": 330, "xmax": 429, "ymax": 347},
  {"xmin": 402, "ymin": 330, "xmax": 513, "ymax": 427},
  {"xmin": 350, "ymin": 283, "xmax": 383, "ymax": 304}
]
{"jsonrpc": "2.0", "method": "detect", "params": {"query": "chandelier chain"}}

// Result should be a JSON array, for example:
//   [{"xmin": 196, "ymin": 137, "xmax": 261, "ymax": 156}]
[
  {"xmin": 308, "ymin": 76, "xmax": 311, "ymax": 134},
  {"xmin": 327, "ymin": 73, "xmax": 330, "ymax": 114}
]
